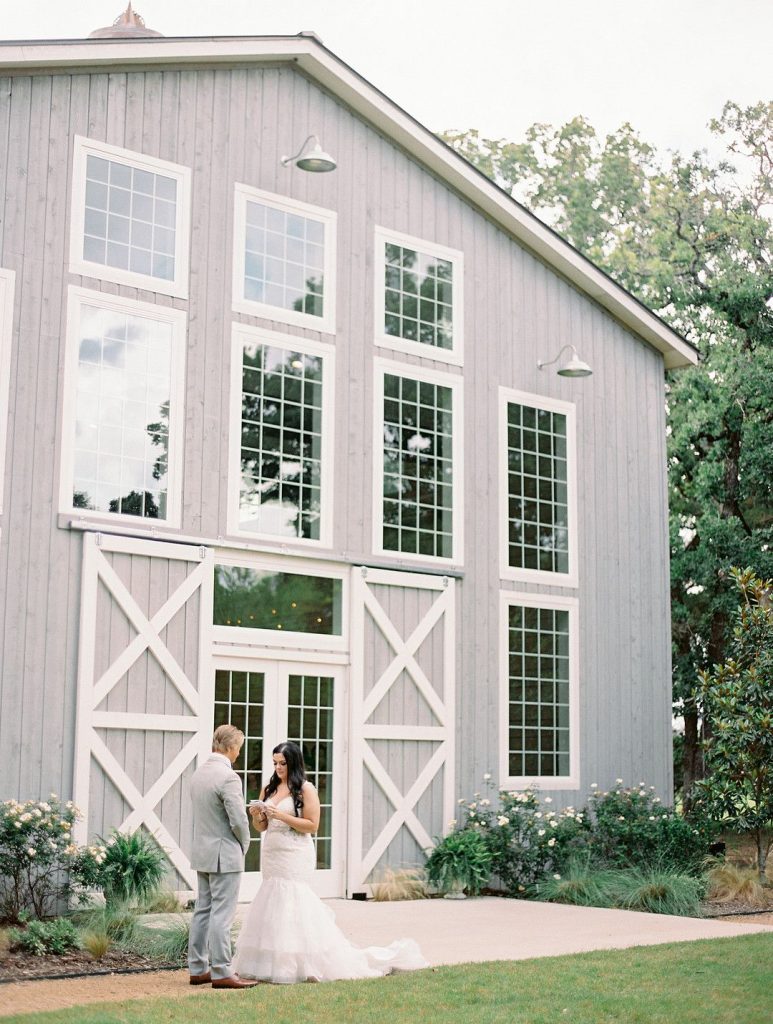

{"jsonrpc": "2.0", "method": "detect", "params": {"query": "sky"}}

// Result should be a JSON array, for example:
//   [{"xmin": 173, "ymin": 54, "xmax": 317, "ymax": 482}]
[{"xmin": 1, "ymin": 0, "xmax": 771, "ymax": 163}]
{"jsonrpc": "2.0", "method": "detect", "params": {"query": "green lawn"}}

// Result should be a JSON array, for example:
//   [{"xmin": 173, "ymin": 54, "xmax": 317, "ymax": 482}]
[{"xmin": 6, "ymin": 933, "xmax": 772, "ymax": 1024}]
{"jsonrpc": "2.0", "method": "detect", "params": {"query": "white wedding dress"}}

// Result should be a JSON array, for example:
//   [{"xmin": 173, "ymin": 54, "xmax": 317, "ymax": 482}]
[{"xmin": 233, "ymin": 796, "xmax": 428, "ymax": 984}]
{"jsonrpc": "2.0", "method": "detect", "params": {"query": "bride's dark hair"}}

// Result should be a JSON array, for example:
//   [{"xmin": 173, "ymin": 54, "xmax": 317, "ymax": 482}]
[{"xmin": 263, "ymin": 741, "xmax": 306, "ymax": 816}]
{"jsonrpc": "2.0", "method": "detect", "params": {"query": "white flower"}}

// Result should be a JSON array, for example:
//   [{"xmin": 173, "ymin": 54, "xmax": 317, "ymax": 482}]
[
  {"xmin": 543, "ymin": 797, "xmax": 553, "ymax": 804},
  {"xmin": 639, "ymin": 782, "xmax": 646, "ymax": 788},
  {"xmin": 534, "ymin": 812, "xmax": 542, "ymax": 819},
  {"xmin": 649, "ymin": 816, "xmax": 656, "ymax": 821},
  {"xmin": 518, "ymin": 885, "xmax": 525, "ymax": 892},
  {"xmin": 458, "ymin": 798, "xmax": 466, "ymax": 805},
  {"xmin": 497, "ymin": 816, "xmax": 510, "ymax": 827},
  {"xmin": 14, "ymin": 821, "xmax": 22, "ymax": 829},
  {"xmin": 20, "ymin": 813, "xmax": 32, "ymax": 823},
  {"xmin": 26, "ymin": 848, "xmax": 36, "ymax": 857},
  {"xmin": 107, "ymin": 837, "xmax": 116, "ymax": 847},
  {"xmin": 538, "ymin": 829, "xmax": 546, "ymax": 836},
  {"xmin": 469, "ymin": 810, "xmax": 476, "ymax": 817},
  {"xmin": 553, "ymin": 874, "xmax": 561, "ymax": 880},
  {"xmin": 618, "ymin": 816, "xmax": 625, "ymax": 821},
  {"xmin": 638, "ymin": 791, "xmax": 647, "ymax": 797},
  {"xmin": 590, "ymin": 783, "xmax": 598, "ymax": 789},
  {"xmin": 483, "ymin": 773, "xmax": 492, "ymax": 781},
  {"xmin": 653, "ymin": 797, "xmax": 661, "ymax": 803},
  {"xmin": 615, "ymin": 778, "xmax": 623, "ymax": 785},
  {"xmin": 480, "ymin": 799, "xmax": 490, "ymax": 806},
  {"xmin": 447, "ymin": 819, "xmax": 457, "ymax": 828},
  {"xmin": 548, "ymin": 837, "xmax": 556, "ymax": 847},
  {"xmin": 549, "ymin": 820, "xmax": 557, "ymax": 828}
]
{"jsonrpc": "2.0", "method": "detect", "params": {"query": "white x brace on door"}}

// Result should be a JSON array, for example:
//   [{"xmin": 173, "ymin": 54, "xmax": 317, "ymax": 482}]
[
  {"xmin": 347, "ymin": 566, "xmax": 455, "ymax": 893},
  {"xmin": 72, "ymin": 532, "xmax": 214, "ymax": 889}
]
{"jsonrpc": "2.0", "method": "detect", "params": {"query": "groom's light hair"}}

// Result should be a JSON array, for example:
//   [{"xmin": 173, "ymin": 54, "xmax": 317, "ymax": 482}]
[{"xmin": 212, "ymin": 724, "xmax": 244, "ymax": 753}]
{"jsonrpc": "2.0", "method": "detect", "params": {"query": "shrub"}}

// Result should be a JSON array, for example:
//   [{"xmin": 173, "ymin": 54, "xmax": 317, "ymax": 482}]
[
  {"xmin": 140, "ymin": 889, "xmax": 184, "ymax": 914},
  {"xmin": 9, "ymin": 917, "xmax": 80, "ymax": 956},
  {"xmin": 0, "ymin": 796, "xmax": 107, "ymax": 922},
  {"xmin": 133, "ymin": 918, "xmax": 190, "ymax": 964},
  {"xmin": 532, "ymin": 857, "xmax": 620, "ymax": 907},
  {"xmin": 370, "ymin": 868, "xmax": 428, "ymax": 902},
  {"xmin": 73, "ymin": 902, "xmax": 138, "ymax": 944},
  {"xmin": 425, "ymin": 829, "xmax": 491, "ymax": 895},
  {"xmin": 587, "ymin": 782, "xmax": 716, "ymax": 873},
  {"xmin": 98, "ymin": 829, "xmax": 167, "ymax": 907}
]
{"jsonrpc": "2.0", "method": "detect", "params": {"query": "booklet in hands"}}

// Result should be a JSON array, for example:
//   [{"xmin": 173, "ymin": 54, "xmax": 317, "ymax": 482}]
[{"xmin": 249, "ymin": 798, "xmax": 268, "ymax": 813}]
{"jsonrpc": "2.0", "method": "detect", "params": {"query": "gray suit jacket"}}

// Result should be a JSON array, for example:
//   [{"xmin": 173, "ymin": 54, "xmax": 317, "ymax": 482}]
[{"xmin": 189, "ymin": 754, "xmax": 251, "ymax": 873}]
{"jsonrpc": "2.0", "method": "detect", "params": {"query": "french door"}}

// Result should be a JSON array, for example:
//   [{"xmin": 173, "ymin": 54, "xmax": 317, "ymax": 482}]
[{"xmin": 212, "ymin": 656, "xmax": 345, "ymax": 899}]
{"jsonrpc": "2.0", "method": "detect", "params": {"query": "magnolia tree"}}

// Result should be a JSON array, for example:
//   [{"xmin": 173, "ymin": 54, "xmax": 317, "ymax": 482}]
[{"xmin": 696, "ymin": 568, "xmax": 773, "ymax": 881}]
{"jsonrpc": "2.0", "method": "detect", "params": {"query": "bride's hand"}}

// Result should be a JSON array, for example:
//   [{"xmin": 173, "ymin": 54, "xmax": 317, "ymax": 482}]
[{"xmin": 263, "ymin": 803, "xmax": 277, "ymax": 820}]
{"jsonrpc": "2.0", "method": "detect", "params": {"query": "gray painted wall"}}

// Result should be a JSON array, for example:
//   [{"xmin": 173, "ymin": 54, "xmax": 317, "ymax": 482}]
[{"xmin": 0, "ymin": 62, "xmax": 672, "ymax": 869}]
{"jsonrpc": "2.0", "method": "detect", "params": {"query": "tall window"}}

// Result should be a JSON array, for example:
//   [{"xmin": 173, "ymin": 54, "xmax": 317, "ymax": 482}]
[
  {"xmin": 375, "ymin": 228, "xmax": 463, "ymax": 366},
  {"xmin": 229, "ymin": 327, "xmax": 333, "ymax": 544},
  {"xmin": 501, "ymin": 595, "xmax": 578, "ymax": 786},
  {"xmin": 233, "ymin": 185, "xmax": 336, "ymax": 333},
  {"xmin": 375, "ymin": 362, "xmax": 462, "ymax": 562},
  {"xmin": 500, "ymin": 389, "xmax": 577, "ymax": 586},
  {"xmin": 213, "ymin": 565, "xmax": 343, "ymax": 636},
  {"xmin": 70, "ymin": 137, "xmax": 191, "ymax": 297},
  {"xmin": 61, "ymin": 288, "xmax": 186, "ymax": 525}
]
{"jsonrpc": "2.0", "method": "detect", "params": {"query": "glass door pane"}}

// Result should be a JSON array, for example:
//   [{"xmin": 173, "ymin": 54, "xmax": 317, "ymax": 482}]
[
  {"xmin": 286, "ymin": 674, "xmax": 335, "ymax": 870},
  {"xmin": 214, "ymin": 668, "xmax": 265, "ymax": 872}
]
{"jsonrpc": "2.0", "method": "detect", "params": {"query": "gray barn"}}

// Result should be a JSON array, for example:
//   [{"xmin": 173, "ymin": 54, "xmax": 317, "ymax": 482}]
[{"xmin": 0, "ymin": 20, "xmax": 697, "ymax": 898}]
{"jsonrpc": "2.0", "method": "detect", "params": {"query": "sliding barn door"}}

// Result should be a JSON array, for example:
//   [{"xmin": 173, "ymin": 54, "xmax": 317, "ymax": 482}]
[
  {"xmin": 72, "ymin": 532, "xmax": 214, "ymax": 889},
  {"xmin": 347, "ymin": 566, "xmax": 455, "ymax": 893}
]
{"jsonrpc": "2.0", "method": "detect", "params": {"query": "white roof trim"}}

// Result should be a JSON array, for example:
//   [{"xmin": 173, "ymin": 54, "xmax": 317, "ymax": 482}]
[{"xmin": 0, "ymin": 34, "xmax": 697, "ymax": 368}]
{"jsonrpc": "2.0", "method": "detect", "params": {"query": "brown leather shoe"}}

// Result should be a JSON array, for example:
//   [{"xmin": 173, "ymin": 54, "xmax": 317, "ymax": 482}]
[
  {"xmin": 212, "ymin": 974, "xmax": 259, "ymax": 989},
  {"xmin": 189, "ymin": 972, "xmax": 212, "ymax": 985}
]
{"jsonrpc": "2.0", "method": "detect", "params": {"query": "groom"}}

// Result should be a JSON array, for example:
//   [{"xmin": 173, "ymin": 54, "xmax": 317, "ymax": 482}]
[{"xmin": 187, "ymin": 724, "xmax": 258, "ymax": 989}]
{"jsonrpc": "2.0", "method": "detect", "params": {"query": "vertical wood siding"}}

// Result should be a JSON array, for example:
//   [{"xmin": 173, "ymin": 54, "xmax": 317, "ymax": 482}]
[{"xmin": 0, "ymin": 64, "xmax": 671, "ymax": 859}]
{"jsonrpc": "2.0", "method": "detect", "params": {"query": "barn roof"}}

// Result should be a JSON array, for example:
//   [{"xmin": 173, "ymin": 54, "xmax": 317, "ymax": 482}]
[{"xmin": 0, "ymin": 31, "xmax": 698, "ymax": 368}]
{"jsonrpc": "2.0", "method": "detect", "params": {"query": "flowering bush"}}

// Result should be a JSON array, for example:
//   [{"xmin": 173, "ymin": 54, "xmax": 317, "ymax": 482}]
[
  {"xmin": 453, "ymin": 782, "xmax": 591, "ymax": 894},
  {"xmin": 0, "ymin": 796, "xmax": 107, "ymax": 922},
  {"xmin": 587, "ymin": 782, "xmax": 716, "ymax": 873}
]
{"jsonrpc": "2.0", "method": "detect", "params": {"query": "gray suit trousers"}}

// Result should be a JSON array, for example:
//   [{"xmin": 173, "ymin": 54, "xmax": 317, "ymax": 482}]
[{"xmin": 187, "ymin": 870, "xmax": 242, "ymax": 979}]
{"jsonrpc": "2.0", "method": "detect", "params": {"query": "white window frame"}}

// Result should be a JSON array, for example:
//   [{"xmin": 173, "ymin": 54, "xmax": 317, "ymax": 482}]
[
  {"xmin": 69, "ymin": 136, "xmax": 192, "ymax": 298},
  {"xmin": 373, "ymin": 357, "xmax": 464, "ymax": 566},
  {"xmin": 0, "ymin": 268, "xmax": 15, "ymax": 516},
  {"xmin": 211, "ymin": 549, "xmax": 348, "ymax": 654},
  {"xmin": 232, "ymin": 184, "xmax": 337, "ymax": 334},
  {"xmin": 374, "ymin": 226, "xmax": 464, "ymax": 367},
  {"xmin": 228, "ymin": 323, "xmax": 335, "ymax": 548},
  {"xmin": 59, "ymin": 285, "xmax": 187, "ymax": 528},
  {"xmin": 499, "ymin": 387, "xmax": 578, "ymax": 588},
  {"xmin": 499, "ymin": 590, "xmax": 580, "ymax": 791}
]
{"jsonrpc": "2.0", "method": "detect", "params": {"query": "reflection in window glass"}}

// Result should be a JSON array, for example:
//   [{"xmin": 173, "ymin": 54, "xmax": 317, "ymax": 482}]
[
  {"xmin": 72, "ymin": 304, "xmax": 172, "ymax": 519},
  {"xmin": 287, "ymin": 674, "xmax": 334, "ymax": 869},
  {"xmin": 214, "ymin": 565, "xmax": 342, "ymax": 635},
  {"xmin": 382, "ymin": 372, "xmax": 454, "ymax": 558},
  {"xmin": 507, "ymin": 403, "xmax": 569, "ymax": 574},
  {"xmin": 83, "ymin": 154, "xmax": 177, "ymax": 281},
  {"xmin": 243, "ymin": 200, "xmax": 325, "ymax": 318},
  {"xmin": 238, "ymin": 342, "xmax": 324, "ymax": 538},
  {"xmin": 214, "ymin": 669, "xmax": 265, "ymax": 872},
  {"xmin": 383, "ymin": 242, "xmax": 454, "ymax": 350},
  {"xmin": 507, "ymin": 605, "xmax": 571, "ymax": 777}
]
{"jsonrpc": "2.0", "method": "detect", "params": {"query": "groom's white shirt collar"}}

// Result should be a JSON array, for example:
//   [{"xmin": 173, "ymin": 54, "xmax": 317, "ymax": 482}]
[{"xmin": 210, "ymin": 752, "xmax": 232, "ymax": 767}]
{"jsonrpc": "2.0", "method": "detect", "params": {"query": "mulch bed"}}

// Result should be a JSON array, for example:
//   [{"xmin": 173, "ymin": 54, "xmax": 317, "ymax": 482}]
[{"xmin": 0, "ymin": 948, "xmax": 181, "ymax": 983}]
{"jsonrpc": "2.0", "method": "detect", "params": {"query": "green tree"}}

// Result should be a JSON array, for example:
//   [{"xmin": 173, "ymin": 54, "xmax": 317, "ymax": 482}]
[
  {"xmin": 440, "ymin": 103, "xmax": 773, "ymax": 802},
  {"xmin": 695, "ymin": 568, "xmax": 773, "ymax": 881}
]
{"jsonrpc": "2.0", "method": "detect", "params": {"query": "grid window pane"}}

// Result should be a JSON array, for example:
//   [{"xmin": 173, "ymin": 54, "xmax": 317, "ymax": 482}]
[
  {"xmin": 507, "ymin": 402, "xmax": 569, "ymax": 574},
  {"xmin": 238, "ymin": 342, "xmax": 324, "ymax": 539},
  {"xmin": 286, "ymin": 674, "xmax": 335, "ymax": 869},
  {"xmin": 382, "ymin": 372, "xmax": 454, "ymax": 558},
  {"xmin": 382, "ymin": 242, "xmax": 454, "ymax": 350},
  {"xmin": 213, "ymin": 669, "xmax": 265, "ymax": 871},
  {"xmin": 243, "ymin": 199, "xmax": 326, "ymax": 318},
  {"xmin": 507, "ymin": 605, "xmax": 570, "ymax": 777},
  {"xmin": 83, "ymin": 154, "xmax": 177, "ymax": 281},
  {"xmin": 213, "ymin": 565, "xmax": 343, "ymax": 635},
  {"xmin": 71, "ymin": 304, "xmax": 173, "ymax": 519}
]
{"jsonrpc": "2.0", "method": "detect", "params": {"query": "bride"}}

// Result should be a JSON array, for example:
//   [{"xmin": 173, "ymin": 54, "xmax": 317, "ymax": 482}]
[{"xmin": 234, "ymin": 741, "xmax": 428, "ymax": 984}]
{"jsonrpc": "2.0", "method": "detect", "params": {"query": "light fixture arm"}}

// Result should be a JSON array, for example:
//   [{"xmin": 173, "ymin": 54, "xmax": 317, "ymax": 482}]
[
  {"xmin": 538, "ymin": 344, "xmax": 578, "ymax": 370},
  {"xmin": 281, "ymin": 134, "xmax": 318, "ymax": 167}
]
